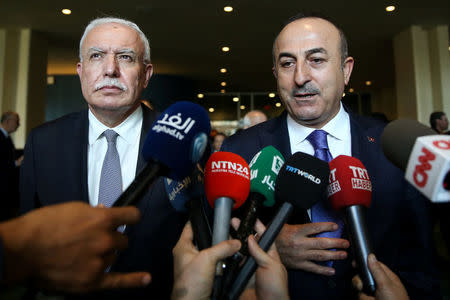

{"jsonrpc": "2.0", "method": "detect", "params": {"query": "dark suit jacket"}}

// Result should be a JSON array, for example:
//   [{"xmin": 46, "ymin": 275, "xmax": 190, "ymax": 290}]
[
  {"xmin": 222, "ymin": 110, "xmax": 441, "ymax": 300},
  {"xmin": 0, "ymin": 131, "xmax": 19, "ymax": 221},
  {"xmin": 19, "ymin": 105, "xmax": 187, "ymax": 299}
]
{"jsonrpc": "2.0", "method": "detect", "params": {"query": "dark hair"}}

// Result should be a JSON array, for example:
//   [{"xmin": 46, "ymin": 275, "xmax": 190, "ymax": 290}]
[
  {"xmin": 429, "ymin": 111, "xmax": 445, "ymax": 130},
  {"xmin": 1, "ymin": 111, "xmax": 17, "ymax": 123},
  {"xmin": 272, "ymin": 12, "xmax": 349, "ymax": 67}
]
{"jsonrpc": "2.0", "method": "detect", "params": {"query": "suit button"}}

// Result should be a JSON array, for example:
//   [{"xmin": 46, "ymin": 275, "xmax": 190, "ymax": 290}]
[{"xmin": 328, "ymin": 279, "xmax": 336, "ymax": 288}]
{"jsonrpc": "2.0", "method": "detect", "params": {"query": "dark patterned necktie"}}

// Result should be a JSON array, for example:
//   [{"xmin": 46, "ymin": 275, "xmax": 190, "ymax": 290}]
[{"xmin": 98, "ymin": 130, "xmax": 122, "ymax": 207}]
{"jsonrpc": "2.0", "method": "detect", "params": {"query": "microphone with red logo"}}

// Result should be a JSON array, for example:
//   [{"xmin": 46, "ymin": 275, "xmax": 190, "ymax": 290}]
[
  {"xmin": 204, "ymin": 151, "xmax": 250, "ymax": 298},
  {"xmin": 381, "ymin": 119, "xmax": 450, "ymax": 202},
  {"xmin": 328, "ymin": 155, "xmax": 375, "ymax": 295},
  {"xmin": 226, "ymin": 152, "xmax": 329, "ymax": 300}
]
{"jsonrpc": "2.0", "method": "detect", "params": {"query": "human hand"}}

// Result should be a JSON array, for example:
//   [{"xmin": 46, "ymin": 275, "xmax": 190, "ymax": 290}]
[
  {"xmin": 172, "ymin": 222, "xmax": 241, "ymax": 300},
  {"xmin": 239, "ymin": 219, "xmax": 289, "ymax": 300},
  {"xmin": 16, "ymin": 155, "xmax": 24, "ymax": 166},
  {"xmin": 275, "ymin": 222, "xmax": 349, "ymax": 275},
  {"xmin": 0, "ymin": 202, "xmax": 151, "ymax": 292},
  {"xmin": 352, "ymin": 254, "xmax": 409, "ymax": 300}
]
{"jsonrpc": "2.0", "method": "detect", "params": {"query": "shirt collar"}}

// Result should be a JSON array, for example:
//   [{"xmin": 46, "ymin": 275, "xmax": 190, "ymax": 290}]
[
  {"xmin": 0, "ymin": 127, "xmax": 8, "ymax": 138},
  {"xmin": 287, "ymin": 102, "xmax": 350, "ymax": 144},
  {"xmin": 88, "ymin": 106, "xmax": 143, "ymax": 145}
]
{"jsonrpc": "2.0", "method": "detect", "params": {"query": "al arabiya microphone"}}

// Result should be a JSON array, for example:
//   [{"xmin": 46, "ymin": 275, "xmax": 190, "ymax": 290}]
[
  {"xmin": 381, "ymin": 119, "xmax": 450, "ymax": 202},
  {"xmin": 164, "ymin": 165, "xmax": 212, "ymax": 250},
  {"xmin": 329, "ymin": 155, "xmax": 375, "ymax": 295},
  {"xmin": 113, "ymin": 101, "xmax": 211, "ymax": 207},
  {"xmin": 226, "ymin": 152, "xmax": 329, "ymax": 300},
  {"xmin": 205, "ymin": 151, "xmax": 250, "ymax": 299}
]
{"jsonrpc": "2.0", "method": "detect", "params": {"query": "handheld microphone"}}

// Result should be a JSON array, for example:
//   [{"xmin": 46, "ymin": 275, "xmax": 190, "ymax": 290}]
[
  {"xmin": 328, "ymin": 155, "xmax": 375, "ymax": 295},
  {"xmin": 113, "ymin": 101, "xmax": 210, "ymax": 207},
  {"xmin": 164, "ymin": 166, "xmax": 212, "ymax": 250},
  {"xmin": 227, "ymin": 152, "xmax": 329, "ymax": 300},
  {"xmin": 221, "ymin": 146, "xmax": 285, "ymax": 294},
  {"xmin": 381, "ymin": 119, "xmax": 450, "ymax": 202},
  {"xmin": 205, "ymin": 151, "xmax": 250, "ymax": 298}
]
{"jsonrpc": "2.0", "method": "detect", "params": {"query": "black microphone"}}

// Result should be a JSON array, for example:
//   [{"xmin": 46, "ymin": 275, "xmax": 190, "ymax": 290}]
[
  {"xmin": 113, "ymin": 101, "xmax": 210, "ymax": 207},
  {"xmin": 226, "ymin": 152, "xmax": 330, "ymax": 300}
]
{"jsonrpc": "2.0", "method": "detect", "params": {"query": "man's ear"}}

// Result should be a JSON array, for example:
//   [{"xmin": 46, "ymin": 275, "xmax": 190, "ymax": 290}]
[
  {"xmin": 272, "ymin": 66, "xmax": 278, "ymax": 79},
  {"xmin": 342, "ymin": 57, "xmax": 354, "ymax": 85}
]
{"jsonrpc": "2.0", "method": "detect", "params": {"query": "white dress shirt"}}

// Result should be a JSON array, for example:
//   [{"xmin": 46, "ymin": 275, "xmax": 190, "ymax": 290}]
[
  {"xmin": 286, "ymin": 102, "xmax": 352, "ymax": 218},
  {"xmin": 87, "ymin": 106, "xmax": 143, "ymax": 206}
]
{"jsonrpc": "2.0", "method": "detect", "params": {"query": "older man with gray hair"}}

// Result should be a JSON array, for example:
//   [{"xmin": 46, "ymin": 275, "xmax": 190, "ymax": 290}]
[{"xmin": 20, "ymin": 17, "xmax": 186, "ymax": 298}]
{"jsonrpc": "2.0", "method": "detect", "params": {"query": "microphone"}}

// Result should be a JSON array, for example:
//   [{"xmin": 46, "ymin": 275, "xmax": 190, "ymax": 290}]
[
  {"xmin": 113, "ymin": 101, "xmax": 210, "ymax": 207},
  {"xmin": 164, "ymin": 165, "xmax": 212, "ymax": 250},
  {"xmin": 226, "ymin": 152, "xmax": 329, "ymax": 300},
  {"xmin": 328, "ymin": 155, "xmax": 375, "ymax": 295},
  {"xmin": 204, "ymin": 151, "xmax": 250, "ymax": 298},
  {"xmin": 381, "ymin": 119, "xmax": 450, "ymax": 202},
  {"xmin": 221, "ymin": 146, "xmax": 285, "ymax": 294}
]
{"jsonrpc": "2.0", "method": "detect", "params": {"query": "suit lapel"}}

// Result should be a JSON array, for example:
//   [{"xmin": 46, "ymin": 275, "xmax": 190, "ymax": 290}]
[
  {"xmin": 259, "ymin": 111, "xmax": 292, "ymax": 159},
  {"xmin": 136, "ymin": 104, "xmax": 158, "ymax": 174},
  {"xmin": 79, "ymin": 110, "xmax": 89, "ymax": 203}
]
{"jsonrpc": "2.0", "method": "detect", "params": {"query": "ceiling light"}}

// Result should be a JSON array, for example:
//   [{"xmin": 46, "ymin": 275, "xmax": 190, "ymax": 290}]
[
  {"xmin": 349, "ymin": 88, "xmax": 354, "ymax": 93},
  {"xmin": 275, "ymin": 102, "xmax": 282, "ymax": 107},
  {"xmin": 240, "ymin": 105, "xmax": 246, "ymax": 110},
  {"xmin": 222, "ymin": 46, "xmax": 230, "ymax": 52},
  {"xmin": 62, "ymin": 9, "xmax": 72, "ymax": 15},
  {"xmin": 220, "ymin": 89, "xmax": 226, "ymax": 94},
  {"xmin": 224, "ymin": 6, "xmax": 233, "ymax": 12},
  {"xmin": 197, "ymin": 93, "xmax": 204, "ymax": 99},
  {"xmin": 209, "ymin": 108, "xmax": 215, "ymax": 112},
  {"xmin": 233, "ymin": 97, "xmax": 239, "ymax": 102},
  {"xmin": 220, "ymin": 68, "xmax": 227, "ymax": 73},
  {"xmin": 385, "ymin": 6, "xmax": 395, "ymax": 12},
  {"xmin": 268, "ymin": 93, "xmax": 276, "ymax": 98},
  {"xmin": 342, "ymin": 93, "xmax": 346, "ymax": 97},
  {"xmin": 221, "ymin": 82, "xmax": 227, "ymax": 87},
  {"xmin": 365, "ymin": 81, "xmax": 372, "ymax": 86}
]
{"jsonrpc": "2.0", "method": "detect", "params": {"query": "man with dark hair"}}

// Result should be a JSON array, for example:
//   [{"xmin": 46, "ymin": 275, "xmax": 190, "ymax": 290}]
[
  {"xmin": 429, "ymin": 111, "xmax": 449, "ymax": 134},
  {"xmin": 222, "ymin": 13, "xmax": 440, "ymax": 299},
  {"xmin": 19, "ymin": 17, "xmax": 186, "ymax": 298}
]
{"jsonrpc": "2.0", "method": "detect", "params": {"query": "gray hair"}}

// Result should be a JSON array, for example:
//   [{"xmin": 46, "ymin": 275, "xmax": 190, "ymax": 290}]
[{"xmin": 79, "ymin": 17, "xmax": 151, "ymax": 64}]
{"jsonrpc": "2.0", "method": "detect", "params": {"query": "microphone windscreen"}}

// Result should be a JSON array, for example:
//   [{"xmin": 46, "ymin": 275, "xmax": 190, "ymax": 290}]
[
  {"xmin": 328, "ymin": 155, "xmax": 372, "ymax": 210},
  {"xmin": 142, "ymin": 101, "xmax": 211, "ymax": 180},
  {"xmin": 249, "ymin": 146, "xmax": 285, "ymax": 207},
  {"xmin": 204, "ymin": 151, "xmax": 250, "ymax": 209},
  {"xmin": 381, "ymin": 119, "xmax": 435, "ymax": 171},
  {"xmin": 164, "ymin": 177, "xmax": 191, "ymax": 212},
  {"xmin": 275, "ymin": 152, "xmax": 329, "ymax": 210}
]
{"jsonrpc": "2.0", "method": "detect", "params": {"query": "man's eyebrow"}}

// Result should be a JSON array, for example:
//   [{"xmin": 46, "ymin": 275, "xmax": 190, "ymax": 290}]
[
  {"xmin": 86, "ymin": 47, "xmax": 105, "ymax": 54},
  {"xmin": 115, "ymin": 48, "xmax": 137, "ymax": 55},
  {"xmin": 278, "ymin": 52, "xmax": 296, "ymax": 60},
  {"xmin": 305, "ymin": 47, "xmax": 327, "ymax": 56}
]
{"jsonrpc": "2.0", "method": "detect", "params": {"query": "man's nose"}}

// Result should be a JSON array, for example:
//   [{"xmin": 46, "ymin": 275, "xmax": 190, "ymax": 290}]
[{"xmin": 103, "ymin": 54, "xmax": 119, "ymax": 77}]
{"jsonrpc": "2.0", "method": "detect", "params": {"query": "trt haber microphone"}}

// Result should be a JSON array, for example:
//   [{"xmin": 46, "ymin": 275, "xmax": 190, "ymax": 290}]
[
  {"xmin": 113, "ymin": 101, "xmax": 211, "ymax": 207},
  {"xmin": 226, "ymin": 152, "xmax": 329, "ymax": 300},
  {"xmin": 329, "ymin": 155, "xmax": 375, "ymax": 295},
  {"xmin": 221, "ymin": 146, "xmax": 285, "ymax": 294},
  {"xmin": 205, "ymin": 151, "xmax": 250, "ymax": 299},
  {"xmin": 381, "ymin": 119, "xmax": 450, "ymax": 202}
]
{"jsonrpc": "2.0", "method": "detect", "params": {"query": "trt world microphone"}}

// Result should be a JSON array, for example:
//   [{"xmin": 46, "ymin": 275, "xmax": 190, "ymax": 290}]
[
  {"xmin": 113, "ymin": 101, "xmax": 210, "ymax": 207},
  {"xmin": 381, "ymin": 119, "xmax": 450, "ymax": 202},
  {"xmin": 226, "ymin": 152, "xmax": 329, "ymax": 300},
  {"xmin": 328, "ymin": 155, "xmax": 375, "ymax": 295}
]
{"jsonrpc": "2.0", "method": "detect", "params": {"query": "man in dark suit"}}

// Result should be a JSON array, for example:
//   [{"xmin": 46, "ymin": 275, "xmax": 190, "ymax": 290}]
[
  {"xmin": 222, "ymin": 13, "xmax": 440, "ymax": 299},
  {"xmin": 0, "ymin": 111, "xmax": 22, "ymax": 221},
  {"xmin": 19, "ymin": 17, "xmax": 186, "ymax": 299}
]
